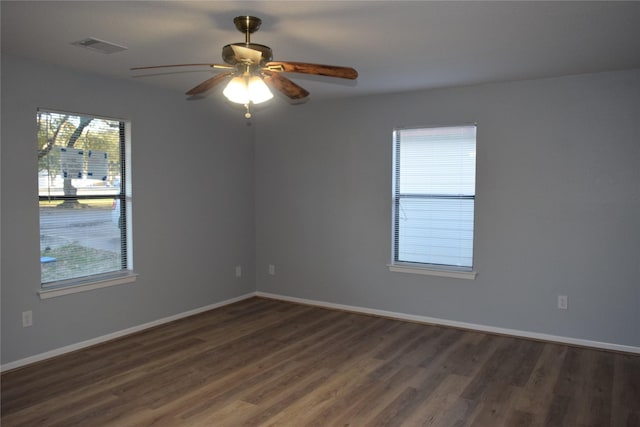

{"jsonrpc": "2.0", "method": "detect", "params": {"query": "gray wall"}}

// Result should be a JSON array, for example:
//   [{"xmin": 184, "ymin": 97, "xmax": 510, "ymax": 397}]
[
  {"xmin": 1, "ymin": 55, "xmax": 256, "ymax": 364},
  {"xmin": 2, "ymin": 53, "xmax": 639, "ymax": 366},
  {"xmin": 255, "ymin": 69, "xmax": 640, "ymax": 348}
]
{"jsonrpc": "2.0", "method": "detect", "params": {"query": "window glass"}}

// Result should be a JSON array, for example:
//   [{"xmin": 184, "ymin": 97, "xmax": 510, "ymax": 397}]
[
  {"xmin": 37, "ymin": 110, "xmax": 130, "ymax": 286},
  {"xmin": 393, "ymin": 125, "xmax": 476, "ymax": 269}
]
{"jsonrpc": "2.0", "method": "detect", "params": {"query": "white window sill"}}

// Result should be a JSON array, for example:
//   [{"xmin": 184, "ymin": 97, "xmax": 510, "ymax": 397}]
[
  {"xmin": 38, "ymin": 271, "xmax": 138, "ymax": 299},
  {"xmin": 388, "ymin": 263, "xmax": 476, "ymax": 280}
]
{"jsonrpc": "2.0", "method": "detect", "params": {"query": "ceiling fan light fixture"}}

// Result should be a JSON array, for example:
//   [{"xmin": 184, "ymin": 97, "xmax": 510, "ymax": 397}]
[
  {"xmin": 223, "ymin": 73, "xmax": 273, "ymax": 105},
  {"xmin": 132, "ymin": 16, "xmax": 357, "ymax": 119}
]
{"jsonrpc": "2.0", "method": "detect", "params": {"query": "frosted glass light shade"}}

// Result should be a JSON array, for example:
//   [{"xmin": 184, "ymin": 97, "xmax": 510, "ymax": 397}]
[
  {"xmin": 223, "ymin": 77, "xmax": 250, "ymax": 104},
  {"xmin": 247, "ymin": 76, "xmax": 273, "ymax": 104}
]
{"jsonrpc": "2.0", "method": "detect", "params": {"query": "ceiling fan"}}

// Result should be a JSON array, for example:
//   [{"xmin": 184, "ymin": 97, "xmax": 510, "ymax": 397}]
[{"xmin": 131, "ymin": 16, "xmax": 358, "ymax": 118}]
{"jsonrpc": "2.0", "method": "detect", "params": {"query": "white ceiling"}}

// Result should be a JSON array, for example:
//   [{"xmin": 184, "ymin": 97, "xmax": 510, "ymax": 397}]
[{"xmin": 2, "ymin": 1, "xmax": 640, "ymax": 101}]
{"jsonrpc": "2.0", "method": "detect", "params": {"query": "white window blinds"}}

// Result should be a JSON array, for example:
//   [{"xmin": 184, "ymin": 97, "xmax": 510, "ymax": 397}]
[{"xmin": 393, "ymin": 125, "xmax": 476, "ymax": 269}]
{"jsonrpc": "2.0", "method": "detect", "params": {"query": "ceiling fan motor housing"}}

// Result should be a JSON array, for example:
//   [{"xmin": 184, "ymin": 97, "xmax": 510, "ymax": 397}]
[{"xmin": 222, "ymin": 43, "xmax": 273, "ymax": 65}]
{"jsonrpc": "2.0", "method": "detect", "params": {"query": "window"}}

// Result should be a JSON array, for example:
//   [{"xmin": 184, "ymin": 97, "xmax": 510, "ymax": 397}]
[
  {"xmin": 37, "ymin": 110, "xmax": 134, "ymax": 295},
  {"xmin": 391, "ymin": 125, "xmax": 476, "ymax": 277}
]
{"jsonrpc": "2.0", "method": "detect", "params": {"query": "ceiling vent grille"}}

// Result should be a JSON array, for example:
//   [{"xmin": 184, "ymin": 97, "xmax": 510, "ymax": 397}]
[{"xmin": 71, "ymin": 38, "xmax": 127, "ymax": 54}]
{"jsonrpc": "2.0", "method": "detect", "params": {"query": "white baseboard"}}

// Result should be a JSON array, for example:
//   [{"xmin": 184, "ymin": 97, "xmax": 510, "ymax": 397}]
[
  {"xmin": 1, "ymin": 292, "xmax": 256, "ymax": 373},
  {"xmin": 256, "ymin": 291, "xmax": 640, "ymax": 355},
  {"xmin": 4, "ymin": 290, "xmax": 637, "ymax": 372}
]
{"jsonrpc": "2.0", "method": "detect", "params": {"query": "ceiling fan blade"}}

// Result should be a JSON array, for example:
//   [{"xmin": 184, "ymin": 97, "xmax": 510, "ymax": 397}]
[
  {"xmin": 265, "ymin": 61, "xmax": 358, "ymax": 80},
  {"xmin": 131, "ymin": 63, "xmax": 232, "ymax": 71},
  {"xmin": 263, "ymin": 72, "xmax": 310, "ymax": 100},
  {"xmin": 230, "ymin": 45, "xmax": 262, "ymax": 64},
  {"xmin": 186, "ymin": 71, "xmax": 233, "ymax": 96}
]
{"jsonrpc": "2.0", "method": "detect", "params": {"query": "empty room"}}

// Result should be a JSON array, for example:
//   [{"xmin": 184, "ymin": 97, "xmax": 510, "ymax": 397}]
[{"xmin": 1, "ymin": 1, "xmax": 639, "ymax": 426}]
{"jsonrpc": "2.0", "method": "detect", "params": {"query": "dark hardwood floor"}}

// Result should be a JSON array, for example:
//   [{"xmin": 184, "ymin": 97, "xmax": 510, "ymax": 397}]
[{"xmin": 2, "ymin": 297, "xmax": 639, "ymax": 426}]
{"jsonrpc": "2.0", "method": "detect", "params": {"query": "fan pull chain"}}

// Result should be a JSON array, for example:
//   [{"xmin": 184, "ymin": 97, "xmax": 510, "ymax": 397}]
[{"xmin": 244, "ymin": 103, "xmax": 252, "ymax": 119}]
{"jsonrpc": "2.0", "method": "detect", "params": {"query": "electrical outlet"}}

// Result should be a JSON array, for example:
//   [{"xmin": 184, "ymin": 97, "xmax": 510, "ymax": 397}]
[
  {"xmin": 268, "ymin": 264, "xmax": 275, "ymax": 275},
  {"xmin": 22, "ymin": 310, "xmax": 33, "ymax": 327},
  {"xmin": 558, "ymin": 295, "xmax": 568, "ymax": 310},
  {"xmin": 235, "ymin": 265, "xmax": 242, "ymax": 278}
]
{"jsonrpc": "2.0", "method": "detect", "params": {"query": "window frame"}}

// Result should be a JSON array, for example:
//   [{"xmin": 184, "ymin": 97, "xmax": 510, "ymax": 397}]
[
  {"xmin": 37, "ymin": 109, "xmax": 136, "ymax": 298},
  {"xmin": 389, "ymin": 124, "xmax": 477, "ymax": 280}
]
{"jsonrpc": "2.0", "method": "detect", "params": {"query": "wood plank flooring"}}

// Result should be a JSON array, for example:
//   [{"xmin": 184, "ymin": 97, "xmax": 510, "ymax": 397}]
[{"xmin": 2, "ymin": 297, "xmax": 639, "ymax": 426}]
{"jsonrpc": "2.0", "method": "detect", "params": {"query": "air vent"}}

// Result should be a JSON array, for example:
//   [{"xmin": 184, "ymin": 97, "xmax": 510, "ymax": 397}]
[{"xmin": 71, "ymin": 37, "xmax": 127, "ymax": 54}]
